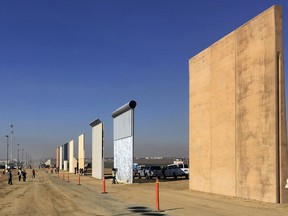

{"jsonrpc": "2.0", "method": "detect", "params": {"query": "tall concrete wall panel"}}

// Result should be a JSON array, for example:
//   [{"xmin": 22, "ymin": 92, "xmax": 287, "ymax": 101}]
[
  {"xmin": 114, "ymin": 137, "xmax": 133, "ymax": 183},
  {"xmin": 112, "ymin": 101, "xmax": 136, "ymax": 184},
  {"xmin": 63, "ymin": 143, "xmax": 68, "ymax": 161},
  {"xmin": 90, "ymin": 119, "xmax": 104, "ymax": 179},
  {"xmin": 63, "ymin": 161, "xmax": 68, "ymax": 171},
  {"xmin": 235, "ymin": 7, "xmax": 277, "ymax": 202},
  {"xmin": 189, "ymin": 34, "xmax": 236, "ymax": 195},
  {"xmin": 189, "ymin": 48, "xmax": 212, "ymax": 193},
  {"xmin": 276, "ymin": 9, "xmax": 288, "ymax": 203},
  {"xmin": 69, "ymin": 140, "xmax": 74, "ymax": 173},
  {"xmin": 59, "ymin": 146, "xmax": 63, "ymax": 170},
  {"xmin": 78, "ymin": 134, "xmax": 85, "ymax": 170},
  {"xmin": 56, "ymin": 147, "xmax": 59, "ymax": 168},
  {"xmin": 63, "ymin": 143, "xmax": 68, "ymax": 171},
  {"xmin": 189, "ymin": 5, "xmax": 288, "ymax": 203},
  {"xmin": 114, "ymin": 111, "xmax": 133, "ymax": 140},
  {"xmin": 210, "ymin": 32, "xmax": 236, "ymax": 196}
]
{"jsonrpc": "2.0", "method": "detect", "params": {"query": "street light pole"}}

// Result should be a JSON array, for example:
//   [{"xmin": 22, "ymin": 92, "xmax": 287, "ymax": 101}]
[
  {"xmin": 10, "ymin": 124, "xmax": 14, "ymax": 160},
  {"xmin": 6, "ymin": 135, "xmax": 9, "ymax": 169},
  {"xmin": 17, "ymin": 144, "xmax": 20, "ymax": 167},
  {"xmin": 22, "ymin": 149, "xmax": 24, "ymax": 166}
]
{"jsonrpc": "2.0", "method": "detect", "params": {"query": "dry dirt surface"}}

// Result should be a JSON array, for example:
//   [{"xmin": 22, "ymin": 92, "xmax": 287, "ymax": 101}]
[{"xmin": 1, "ymin": 169, "xmax": 288, "ymax": 216}]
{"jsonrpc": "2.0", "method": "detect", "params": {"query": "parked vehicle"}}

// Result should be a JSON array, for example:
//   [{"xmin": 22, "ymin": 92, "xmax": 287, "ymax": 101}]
[
  {"xmin": 137, "ymin": 165, "xmax": 146, "ymax": 179},
  {"xmin": 164, "ymin": 164, "xmax": 188, "ymax": 179},
  {"xmin": 84, "ymin": 163, "xmax": 92, "ymax": 168},
  {"xmin": 144, "ymin": 165, "xmax": 162, "ymax": 179},
  {"xmin": 178, "ymin": 163, "xmax": 189, "ymax": 178},
  {"xmin": 133, "ymin": 163, "xmax": 138, "ymax": 178}
]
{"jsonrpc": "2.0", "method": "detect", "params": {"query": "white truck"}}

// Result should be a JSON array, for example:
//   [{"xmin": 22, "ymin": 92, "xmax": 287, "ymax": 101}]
[
  {"xmin": 164, "ymin": 163, "xmax": 189, "ymax": 179},
  {"xmin": 178, "ymin": 163, "xmax": 189, "ymax": 178},
  {"xmin": 137, "ymin": 164, "xmax": 163, "ymax": 179},
  {"xmin": 144, "ymin": 165, "xmax": 162, "ymax": 179},
  {"xmin": 137, "ymin": 165, "xmax": 146, "ymax": 178}
]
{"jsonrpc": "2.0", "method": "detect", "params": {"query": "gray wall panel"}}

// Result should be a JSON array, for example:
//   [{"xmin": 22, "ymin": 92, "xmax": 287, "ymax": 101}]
[{"xmin": 114, "ymin": 110, "xmax": 132, "ymax": 140}]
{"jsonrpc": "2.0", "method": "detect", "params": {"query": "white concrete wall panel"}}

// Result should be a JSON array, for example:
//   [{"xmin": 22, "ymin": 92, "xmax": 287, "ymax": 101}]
[
  {"xmin": 114, "ymin": 136, "xmax": 133, "ymax": 184},
  {"xmin": 92, "ymin": 123, "xmax": 103, "ymax": 179},
  {"xmin": 64, "ymin": 160, "xmax": 68, "ymax": 171},
  {"xmin": 112, "ymin": 101, "xmax": 136, "ymax": 184}
]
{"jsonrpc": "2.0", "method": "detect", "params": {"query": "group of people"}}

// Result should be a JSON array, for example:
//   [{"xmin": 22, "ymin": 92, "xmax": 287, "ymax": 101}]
[
  {"xmin": 54, "ymin": 167, "xmax": 59, "ymax": 174},
  {"xmin": 18, "ymin": 169, "xmax": 27, "ymax": 182},
  {"xmin": 7, "ymin": 168, "xmax": 36, "ymax": 185}
]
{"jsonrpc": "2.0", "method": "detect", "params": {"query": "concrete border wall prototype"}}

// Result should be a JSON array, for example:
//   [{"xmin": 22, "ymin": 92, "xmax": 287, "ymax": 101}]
[
  {"xmin": 59, "ymin": 146, "xmax": 63, "ymax": 170},
  {"xmin": 90, "ymin": 119, "xmax": 104, "ymax": 179},
  {"xmin": 56, "ymin": 147, "xmax": 59, "ymax": 169},
  {"xmin": 78, "ymin": 134, "xmax": 85, "ymax": 170},
  {"xmin": 189, "ymin": 5, "xmax": 288, "ymax": 203},
  {"xmin": 63, "ymin": 143, "xmax": 68, "ymax": 171},
  {"xmin": 112, "ymin": 100, "xmax": 137, "ymax": 184},
  {"xmin": 69, "ymin": 140, "xmax": 74, "ymax": 173}
]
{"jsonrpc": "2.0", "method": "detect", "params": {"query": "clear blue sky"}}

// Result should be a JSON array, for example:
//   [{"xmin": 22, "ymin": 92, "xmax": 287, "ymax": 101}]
[{"xmin": 0, "ymin": 0, "xmax": 287, "ymax": 160}]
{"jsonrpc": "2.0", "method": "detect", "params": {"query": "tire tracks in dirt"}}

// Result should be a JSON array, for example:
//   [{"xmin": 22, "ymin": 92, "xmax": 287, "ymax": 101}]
[{"xmin": 0, "ymin": 170, "xmax": 165, "ymax": 215}]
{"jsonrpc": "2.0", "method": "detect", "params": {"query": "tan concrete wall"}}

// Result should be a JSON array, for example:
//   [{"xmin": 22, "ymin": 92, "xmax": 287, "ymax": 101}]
[
  {"xmin": 275, "ymin": 7, "xmax": 288, "ymax": 204},
  {"xmin": 210, "ymin": 32, "xmax": 236, "ymax": 196},
  {"xmin": 56, "ymin": 147, "xmax": 59, "ymax": 168},
  {"xmin": 92, "ymin": 123, "xmax": 104, "ymax": 179},
  {"xmin": 189, "ymin": 33, "xmax": 236, "ymax": 196},
  {"xmin": 189, "ymin": 5, "xmax": 288, "ymax": 203},
  {"xmin": 59, "ymin": 146, "xmax": 63, "ymax": 170},
  {"xmin": 235, "ymin": 6, "xmax": 278, "ymax": 203},
  {"xmin": 69, "ymin": 140, "xmax": 74, "ymax": 173},
  {"xmin": 189, "ymin": 48, "xmax": 212, "ymax": 193},
  {"xmin": 78, "ymin": 134, "xmax": 85, "ymax": 170}
]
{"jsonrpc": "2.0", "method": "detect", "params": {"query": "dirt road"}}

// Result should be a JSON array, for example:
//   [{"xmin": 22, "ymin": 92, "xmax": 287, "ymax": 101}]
[{"xmin": 1, "ymin": 169, "xmax": 288, "ymax": 216}]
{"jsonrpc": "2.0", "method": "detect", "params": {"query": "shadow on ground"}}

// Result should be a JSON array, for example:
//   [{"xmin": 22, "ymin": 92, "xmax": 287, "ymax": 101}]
[
  {"xmin": 133, "ymin": 177, "xmax": 188, "ymax": 184},
  {"xmin": 127, "ymin": 206, "xmax": 167, "ymax": 215}
]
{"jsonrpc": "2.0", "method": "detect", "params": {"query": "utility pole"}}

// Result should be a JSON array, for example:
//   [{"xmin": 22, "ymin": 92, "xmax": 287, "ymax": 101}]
[
  {"xmin": 9, "ymin": 124, "xmax": 14, "ymax": 160},
  {"xmin": 6, "ymin": 135, "xmax": 9, "ymax": 169},
  {"xmin": 17, "ymin": 144, "xmax": 20, "ymax": 167},
  {"xmin": 21, "ymin": 149, "xmax": 24, "ymax": 166}
]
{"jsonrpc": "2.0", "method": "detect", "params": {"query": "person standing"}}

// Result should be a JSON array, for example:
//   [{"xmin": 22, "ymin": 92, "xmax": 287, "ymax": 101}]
[
  {"xmin": 18, "ymin": 169, "xmax": 22, "ymax": 181},
  {"xmin": 8, "ymin": 169, "xmax": 13, "ymax": 185},
  {"xmin": 22, "ymin": 170, "xmax": 26, "ymax": 182},
  {"xmin": 32, "ymin": 169, "xmax": 35, "ymax": 178}
]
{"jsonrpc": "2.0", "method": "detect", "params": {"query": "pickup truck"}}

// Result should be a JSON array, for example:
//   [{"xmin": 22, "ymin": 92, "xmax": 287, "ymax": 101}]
[
  {"xmin": 137, "ymin": 165, "xmax": 162, "ymax": 179},
  {"xmin": 178, "ymin": 163, "xmax": 189, "ymax": 178},
  {"xmin": 164, "ymin": 164, "xmax": 189, "ymax": 179},
  {"xmin": 144, "ymin": 165, "xmax": 162, "ymax": 179},
  {"xmin": 137, "ymin": 165, "xmax": 146, "ymax": 178}
]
